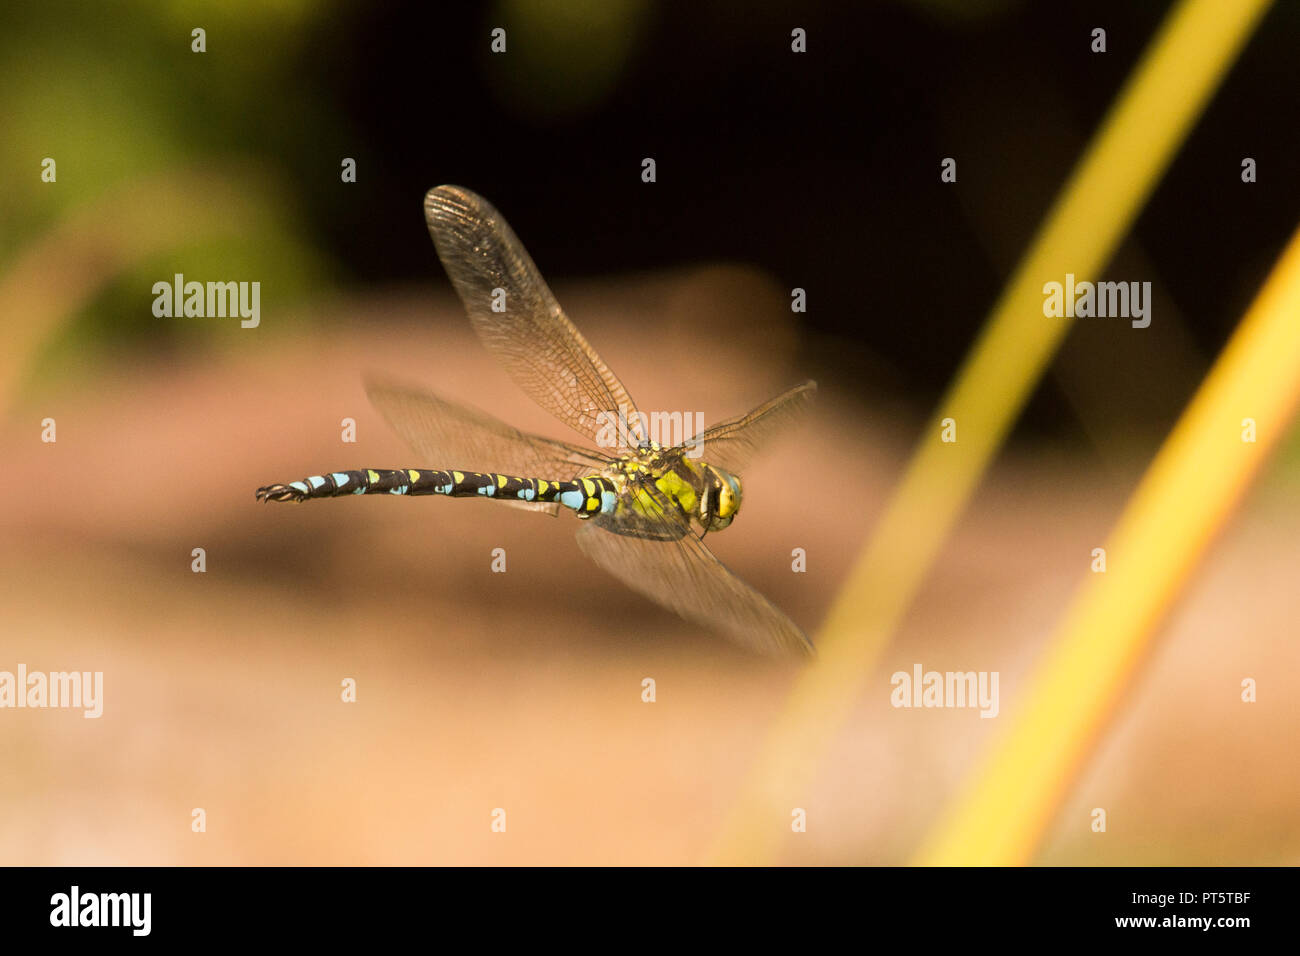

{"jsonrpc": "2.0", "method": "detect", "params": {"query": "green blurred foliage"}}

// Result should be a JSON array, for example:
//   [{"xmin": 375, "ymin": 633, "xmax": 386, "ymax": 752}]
[{"xmin": 0, "ymin": 0, "xmax": 342, "ymax": 370}]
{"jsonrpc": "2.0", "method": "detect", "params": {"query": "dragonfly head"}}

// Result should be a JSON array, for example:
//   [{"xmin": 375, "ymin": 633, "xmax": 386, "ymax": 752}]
[{"xmin": 699, "ymin": 466, "xmax": 743, "ymax": 531}]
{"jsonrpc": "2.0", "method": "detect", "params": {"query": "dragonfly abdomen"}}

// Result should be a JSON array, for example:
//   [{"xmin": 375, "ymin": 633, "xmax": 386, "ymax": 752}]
[{"xmin": 256, "ymin": 468, "xmax": 617, "ymax": 515}]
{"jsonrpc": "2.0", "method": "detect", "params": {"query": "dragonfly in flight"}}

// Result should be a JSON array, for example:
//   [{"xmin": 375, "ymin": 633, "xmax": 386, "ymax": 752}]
[{"xmin": 257, "ymin": 186, "xmax": 816, "ymax": 658}]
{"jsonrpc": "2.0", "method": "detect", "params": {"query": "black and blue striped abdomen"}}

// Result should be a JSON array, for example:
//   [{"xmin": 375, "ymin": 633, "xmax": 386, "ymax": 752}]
[{"xmin": 256, "ymin": 468, "xmax": 617, "ymax": 516}]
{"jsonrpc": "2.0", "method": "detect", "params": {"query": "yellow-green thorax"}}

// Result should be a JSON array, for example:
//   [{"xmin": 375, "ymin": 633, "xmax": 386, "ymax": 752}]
[{"xmin": 603, "ymin": 443, "xmax": 744, "ymax": 532}]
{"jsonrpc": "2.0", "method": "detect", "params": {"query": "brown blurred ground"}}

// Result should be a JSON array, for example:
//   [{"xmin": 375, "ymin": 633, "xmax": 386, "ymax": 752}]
[{"xmin": 2, "ymin": 273, "xmax": 1297, "ymax": 865}]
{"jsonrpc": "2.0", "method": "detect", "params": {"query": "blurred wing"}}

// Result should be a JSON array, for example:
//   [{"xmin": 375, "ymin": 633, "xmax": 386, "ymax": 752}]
[
  {"xmin": 576, "ymin": 518, "xmax": 815, "ymax": 659},
  {"xmin": 696, "ymin": 380, "xmax": 817, "ymax": 474},
  {"xmin": 424, "ymin": 185, "xmax": 646, "ymax": 445},
  {"xmin": 366, "ymin": 378, "xmax": 610, "ymax": 515}
]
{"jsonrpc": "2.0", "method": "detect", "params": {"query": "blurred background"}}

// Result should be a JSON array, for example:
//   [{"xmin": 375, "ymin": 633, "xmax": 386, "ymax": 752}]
[{"xmin": 1, "ymin": 0, "xmax": 1298, "ymax": 865}]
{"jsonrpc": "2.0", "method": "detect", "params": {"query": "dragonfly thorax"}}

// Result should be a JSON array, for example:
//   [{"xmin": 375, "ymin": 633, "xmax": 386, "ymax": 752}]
[{"xmin": 603, "ymin": 453, "xmax": 743, "ymax": 532}]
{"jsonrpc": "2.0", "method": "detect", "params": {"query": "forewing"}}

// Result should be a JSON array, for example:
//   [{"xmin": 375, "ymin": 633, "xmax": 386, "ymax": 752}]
[
  {"xmin": 424, "ymin": 185, "xmax": 645, "ymax": 445},
  {"xmin": 575, "ymin": 521, "xmax": 814, "ymax": 659},
  {"xmin": 696, "ymin": 380, "xmax": 817, "ymax": 474},
  {"xmin": 366, "ymin": 378, "xmax": 609, "ymax": 515}
]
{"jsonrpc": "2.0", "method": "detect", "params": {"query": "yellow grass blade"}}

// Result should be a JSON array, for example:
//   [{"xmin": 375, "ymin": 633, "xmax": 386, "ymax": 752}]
[
  {"xmin": 915, "ymin": 222, "xmax": 1300, "ymax": 865},
  {"xmin": 707, "ymin": 0, "xmax": 1273, "ymax": 865}
]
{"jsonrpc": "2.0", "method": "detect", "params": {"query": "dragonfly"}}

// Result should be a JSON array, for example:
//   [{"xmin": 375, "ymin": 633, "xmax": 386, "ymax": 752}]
[{"xmin": 257, "ymin": 185, "xmax": 817, "ymax": 658}]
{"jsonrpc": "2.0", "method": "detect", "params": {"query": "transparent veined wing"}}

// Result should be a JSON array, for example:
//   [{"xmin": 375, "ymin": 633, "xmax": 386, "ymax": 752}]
[
  {"xmin": 424, "ymin": 185, "xmax": 646, "ymax": 446},
  {"xmin": 693, "ymin": 380, "xmax": 818, "ymax": 475},
  {"xmin": 577, "ymin": 483, "xmax": 814, "ymax": 659},
  {"xmin": 366, "ymin": 378, "xmax": 611, "ymax": 515}
]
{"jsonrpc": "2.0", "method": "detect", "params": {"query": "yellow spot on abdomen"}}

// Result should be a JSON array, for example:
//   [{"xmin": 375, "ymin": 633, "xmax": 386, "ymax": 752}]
[
  {"xmin": 453, "ymin": 471, "xmax": 464, "ymax": 483},
  {"xmin": 367, "ymin": 469, "xmax": 380, "ymax": 483},
  {"xmin": 407, "ymin": 469, "xmax": 419, "ymax": 483},
  {"xmin": 497, "ymin": 474, "xmax": 508, "ymax": 488}
]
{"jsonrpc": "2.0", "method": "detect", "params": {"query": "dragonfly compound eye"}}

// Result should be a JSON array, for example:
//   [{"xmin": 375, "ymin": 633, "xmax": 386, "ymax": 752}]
[
  {"xmin": 703, "ymin": 469, "xmax": 742, "ymax": 530},
  {"xmin": 720, "ymin": 471, "xmax": 742, "ymax": 515}
]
